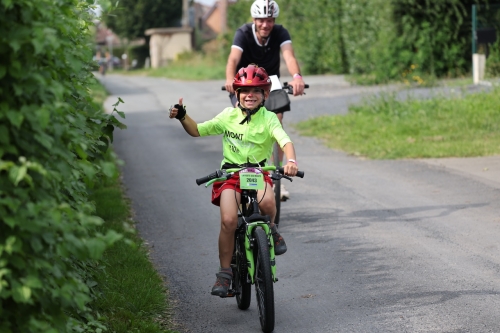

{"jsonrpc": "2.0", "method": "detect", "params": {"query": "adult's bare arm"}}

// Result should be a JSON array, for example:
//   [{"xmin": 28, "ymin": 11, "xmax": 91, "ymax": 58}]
[
  {"xmin": 225, "ymin": 48, "xmax": 243, "ymax": 94},
  {"xmin": 281, "ymin": 43, "xmax": 305, "ymax": 96}
]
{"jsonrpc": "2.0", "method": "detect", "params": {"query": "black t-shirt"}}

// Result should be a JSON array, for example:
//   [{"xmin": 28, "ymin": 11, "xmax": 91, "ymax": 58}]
[{"xmin": 232, "ymin": 23, "xmax": 291, "ymax": 77}]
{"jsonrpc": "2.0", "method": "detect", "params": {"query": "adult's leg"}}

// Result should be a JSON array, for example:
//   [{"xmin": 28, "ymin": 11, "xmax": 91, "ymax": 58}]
[
  {"xmin": 218, "ymin": 189, "xmax": 241, "ymax": 268},
  {"xmin": 276, "ymin": 112, "xmax": 284, "ymax": 123},
  {"xmin": 258, "ymin": 182, "xmax": 277, "ymax": 226},
  {"xmin": 259, "ymin": 181, "xmax": 287, "ymax": 255}
]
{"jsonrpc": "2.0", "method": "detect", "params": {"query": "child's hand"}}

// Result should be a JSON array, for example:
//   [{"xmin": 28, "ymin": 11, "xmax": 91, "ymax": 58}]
[
  {"xmin": 283, "ymin": 160, "xmax": 298, "ymax": 176},
  {"xmin": 169, "ymin": 97, "xmax": 184, "ymax": 119}
]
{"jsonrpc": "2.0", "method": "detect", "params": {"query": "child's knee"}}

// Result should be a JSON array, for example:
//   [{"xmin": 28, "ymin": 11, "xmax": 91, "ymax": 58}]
[{"xmin": 220, "ymin": 215, "xmax": 237, "ymax": 232}]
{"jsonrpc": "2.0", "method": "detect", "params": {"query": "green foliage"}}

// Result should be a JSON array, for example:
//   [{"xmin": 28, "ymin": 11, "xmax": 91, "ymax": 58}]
[
  {"xmin": 295, "ymin": 87, "xmax": 500, "ymax": 159},
  {"xmin": 486, "ymin": 39, "xmax": 500, "ymax": 77},
  {"xmin": 277, "ymin": 0, "xmax": 348, "ymax": 74},
  {"xmin": 337, "ymin": 0, "xmax": 396, "ymax": 79},
  {"xmin": 269, "ymin": 0, "xmax": 488, "ymax": 82},
  {"xmin": 227, "ymin": 0, "xmax": 253, "ymax": 32},
  {"xmin": 392, "ymin": 0, "xmax": 472, "ymax": 78},
  {"xmin": 102, "ymin": 0, "xmax": 183, "ymax": 40},
  {"xmin": 0, "ymin": 0, "xmax": 126, "ymax": 331}
]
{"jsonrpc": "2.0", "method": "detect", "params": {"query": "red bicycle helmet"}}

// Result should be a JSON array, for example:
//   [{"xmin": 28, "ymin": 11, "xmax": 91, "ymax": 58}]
[{"xmin": 232, "ymin": 64, "xmax": 272, "ymax": 92}]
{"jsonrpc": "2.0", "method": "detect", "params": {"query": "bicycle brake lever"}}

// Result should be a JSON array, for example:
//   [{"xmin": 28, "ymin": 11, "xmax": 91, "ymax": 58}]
[
  {"xmin": 271, "ymin": 173, "xmax": 282, "ymax": 181},
  {"xmin": 282, "ymin": 175, "xmax": 293, "ymax": 182}
]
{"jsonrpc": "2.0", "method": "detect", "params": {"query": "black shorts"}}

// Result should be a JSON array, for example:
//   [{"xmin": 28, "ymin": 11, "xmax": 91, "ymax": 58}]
[{"xmin": 229, "ymin": 93, "xmax": 291, "ymax": 113}]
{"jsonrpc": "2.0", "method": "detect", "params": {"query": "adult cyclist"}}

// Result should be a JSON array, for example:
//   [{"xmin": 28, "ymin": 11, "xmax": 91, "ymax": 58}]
[
  {"xmin": 224, "ymin": 0, "xmax": 305, "ymax": 201},
  {"xmin": 169, "ymin": 65, "xmax": 299, "ymax": 297}
]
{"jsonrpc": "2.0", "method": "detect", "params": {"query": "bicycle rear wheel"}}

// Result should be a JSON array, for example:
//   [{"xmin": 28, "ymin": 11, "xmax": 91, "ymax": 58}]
[
  {"xmin": 254, "ymin": 227, "xmax": 275, "ymax": 333},
  {"xmin": 233, "ymin": 227, "xmax": 251, "ymax": 309},
  {"xmin": 272, "ymin": 142, "xmax": 281, "ymax": 226}
]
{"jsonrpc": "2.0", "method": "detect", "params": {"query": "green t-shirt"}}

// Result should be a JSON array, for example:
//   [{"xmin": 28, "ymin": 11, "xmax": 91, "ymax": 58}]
[{"xmin": 197, "ymin": 106, "xmax": 292, "ymax": 168}]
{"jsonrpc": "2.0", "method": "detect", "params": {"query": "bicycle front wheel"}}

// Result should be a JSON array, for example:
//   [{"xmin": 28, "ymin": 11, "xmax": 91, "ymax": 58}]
[
  {"xmin": 234, "ymin": 231, "xmax": 251, "ymax": 310},
  {"xmin": 272, "ymin": 142, "xmax": 281, "ymax": 226},
  {"xmin": 254, "ymin": 227, "xmax": 275, "ymax": 333}
]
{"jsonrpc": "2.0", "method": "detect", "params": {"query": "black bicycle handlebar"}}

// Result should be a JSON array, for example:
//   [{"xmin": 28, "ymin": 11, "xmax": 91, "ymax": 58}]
[
  {"xmin": 283, "ymin": 82, "xmax": 310, "ymax": 89},
  {"xmin": 195, "ymin": 170, "xmax": 224, "ymax": 186},
  {"xmin": 277, "ymin": 167, "xmax": 304, "ymax": 178}
]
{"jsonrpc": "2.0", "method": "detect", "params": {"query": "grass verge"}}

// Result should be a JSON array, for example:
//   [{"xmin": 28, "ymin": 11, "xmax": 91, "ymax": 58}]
[
  {"xmin": 89, "ymin": 79, "xmax": 178, "ymax": 333},
  {"xmin": 115, "ymin": 52, "xmax": 226, "ymax": 81},
  {"xmin": 90, "ymin": 178, "xmax": 176, "ymax": 333},
  {"xmin": 295, "ymin": 86, "xmax": 500, "ymax": 159}
]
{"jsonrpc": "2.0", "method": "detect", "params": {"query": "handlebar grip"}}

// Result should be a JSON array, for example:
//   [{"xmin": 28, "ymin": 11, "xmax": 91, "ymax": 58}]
[
  {"xmin": 221, "ymin": 86, "xmax": 226, "ymax": 91},
  {"xmin": 283, "ymin": 82, "xmax": 309, "ymax": 89},
  {"xmin": 277, "ymin": 167, "xmax": 304, "ymax": 178},
  {"xmin": 196, "ymin": 171, "xmax": 219, "ymax": 185}
]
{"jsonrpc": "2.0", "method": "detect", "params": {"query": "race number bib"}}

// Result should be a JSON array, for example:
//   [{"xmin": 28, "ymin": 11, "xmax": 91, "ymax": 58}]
[{"xmin": 239, "ymin": 168, "xmax": 265, "ymax": 190}]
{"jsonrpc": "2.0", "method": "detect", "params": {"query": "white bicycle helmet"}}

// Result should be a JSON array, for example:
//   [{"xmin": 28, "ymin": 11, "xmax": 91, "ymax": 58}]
[{"xmin": 251, "ymin": 0, "xmax": 280, "ymax": 18}]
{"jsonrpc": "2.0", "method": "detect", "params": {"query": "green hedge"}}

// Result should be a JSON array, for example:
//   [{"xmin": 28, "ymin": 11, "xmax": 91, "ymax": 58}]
[
  {"xmin": 228, "ymin": 0, "xmax": 488, "ymax": 82},
  {"xmin": 486, "ymin": 39, "xmax": 500, "ymax": 77},
  {"xmin": 0, "ymin": 0, "xmax": 125, "ymax": 332}
]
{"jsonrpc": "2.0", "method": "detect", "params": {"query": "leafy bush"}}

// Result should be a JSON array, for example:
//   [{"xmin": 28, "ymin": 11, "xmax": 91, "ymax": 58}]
[
  {"xmin": 0, "ymin": 0, "xmax": 126, "ymax": 331},
  {"xmin": 273, "ymin": 0, "xmax": 485, "ymax": 82},
  {"xmin": 486, "ymin": 39, "xmax": 500, "ymax": 77}
]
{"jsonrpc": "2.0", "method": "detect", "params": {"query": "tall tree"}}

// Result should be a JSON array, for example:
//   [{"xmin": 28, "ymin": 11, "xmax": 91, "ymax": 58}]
[{"xmin": 103, "ymin": 0, "xmax": 183, "ymax": 40}]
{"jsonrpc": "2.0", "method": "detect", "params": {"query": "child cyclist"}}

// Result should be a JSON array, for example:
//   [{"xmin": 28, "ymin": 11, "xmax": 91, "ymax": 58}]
[{"xmin": 168, "ymin": 64, "xmax": 299, "ymax": 297}]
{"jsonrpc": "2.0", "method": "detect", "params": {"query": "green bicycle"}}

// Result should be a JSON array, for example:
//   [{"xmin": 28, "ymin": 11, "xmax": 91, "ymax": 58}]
[{"xmin": 196, "ymin": 165, "xmax": 304, "ymax": 333}]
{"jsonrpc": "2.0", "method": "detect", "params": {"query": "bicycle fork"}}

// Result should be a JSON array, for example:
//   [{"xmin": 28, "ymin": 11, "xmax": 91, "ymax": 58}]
[
  {"xmin": 244, "ymin": 222, "xmax": 277, "ymax": 283},
  {"xmin": 227, "ymin": 220, "xmax": 277, "ymax": 298}
]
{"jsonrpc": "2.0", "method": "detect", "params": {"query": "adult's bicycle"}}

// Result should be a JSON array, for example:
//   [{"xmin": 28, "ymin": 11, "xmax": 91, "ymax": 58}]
[
  {"xmin": 267, "ymin": 81, "xmax": 308, "ymax": 226},
  {"xmin": 222, "ymin": 79, "xmax": 309, "ymax": 227},
  {"xmin": 196, "ymin": 165, "xmax": 304, "ymax": 333}
]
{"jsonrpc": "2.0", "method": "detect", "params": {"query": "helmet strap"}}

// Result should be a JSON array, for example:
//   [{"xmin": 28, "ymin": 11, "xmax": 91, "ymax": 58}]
[{"xmin": 238, "ymin": 102, "xmax": 265, "ymax": 125}]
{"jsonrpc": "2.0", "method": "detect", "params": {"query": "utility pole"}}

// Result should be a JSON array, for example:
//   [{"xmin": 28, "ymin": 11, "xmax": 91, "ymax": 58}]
[
  {"xmin": 219, "ymin": 0, "xmax": 228, "ymax": 35},
  {"xmin": 182, "ymin": 0, "xmax": 189, "ymax": 27}
]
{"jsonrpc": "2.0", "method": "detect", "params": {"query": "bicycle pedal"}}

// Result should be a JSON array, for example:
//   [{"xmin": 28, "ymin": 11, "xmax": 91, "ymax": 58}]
[{"xmin": 224, "ymin": 289, "xmax": 239, "ymax": 298}]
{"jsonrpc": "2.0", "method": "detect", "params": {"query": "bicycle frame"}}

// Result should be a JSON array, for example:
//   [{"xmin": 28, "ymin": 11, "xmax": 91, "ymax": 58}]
[{"xmin": 239, "ymin": 191, "xmax": 277, "ymax": 283}]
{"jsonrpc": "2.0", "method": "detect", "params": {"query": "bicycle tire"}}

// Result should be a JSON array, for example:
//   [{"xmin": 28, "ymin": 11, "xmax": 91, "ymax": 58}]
[
  {"xmin": 272, "ymin": 142, "xmax": 281, "ymax": 226},
  {"xmin": 254, "ymin": 227, "xmax": 275, "ymax": 333},
  {"xmin": 233, "ymin": 229, "xmax": 251, "ymax": 310}
]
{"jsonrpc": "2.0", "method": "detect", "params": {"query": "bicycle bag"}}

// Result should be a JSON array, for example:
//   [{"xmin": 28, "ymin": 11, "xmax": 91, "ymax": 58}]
[{"xmin": 265, "ymin": 89, "xmax": 291, "ymax": 112}]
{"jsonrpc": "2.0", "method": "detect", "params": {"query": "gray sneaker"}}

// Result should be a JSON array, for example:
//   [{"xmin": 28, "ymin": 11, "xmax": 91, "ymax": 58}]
[
  {"xmin": 271, "ymin": 225, "xmax": 287, "ymax": 255},
  {"xmin": 211, "ymin": 271, "xmax": 232, "ymax": 297},
  {"xmin": 280, "ymin": 184, "xmax": 290, "ymax": 201}
]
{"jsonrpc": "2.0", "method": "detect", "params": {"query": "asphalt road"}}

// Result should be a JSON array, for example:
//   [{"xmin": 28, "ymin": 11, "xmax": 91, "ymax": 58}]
[{"xmin": 100, "ymin": 74, "xmax": 500, "ymax": 333}]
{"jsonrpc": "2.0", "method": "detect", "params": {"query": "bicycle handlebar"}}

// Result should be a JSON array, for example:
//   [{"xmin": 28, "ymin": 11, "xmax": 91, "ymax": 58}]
[
  {"xmin": 196, "ymin": 166, "xmax": 304, "ymax": 186},
  {"xmin": 195, "ymin": 170, "xmax": 223, "ymax": 186},
  {"xmin": 277, "ymin": 167, "xmax": 304, "ymax": 178}
]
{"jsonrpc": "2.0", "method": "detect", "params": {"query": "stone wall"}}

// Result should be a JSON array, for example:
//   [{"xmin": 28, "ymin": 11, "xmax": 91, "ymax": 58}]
[{"xmin": 145, "ymin": 27, "xmax": 193, "ymax": 68}]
